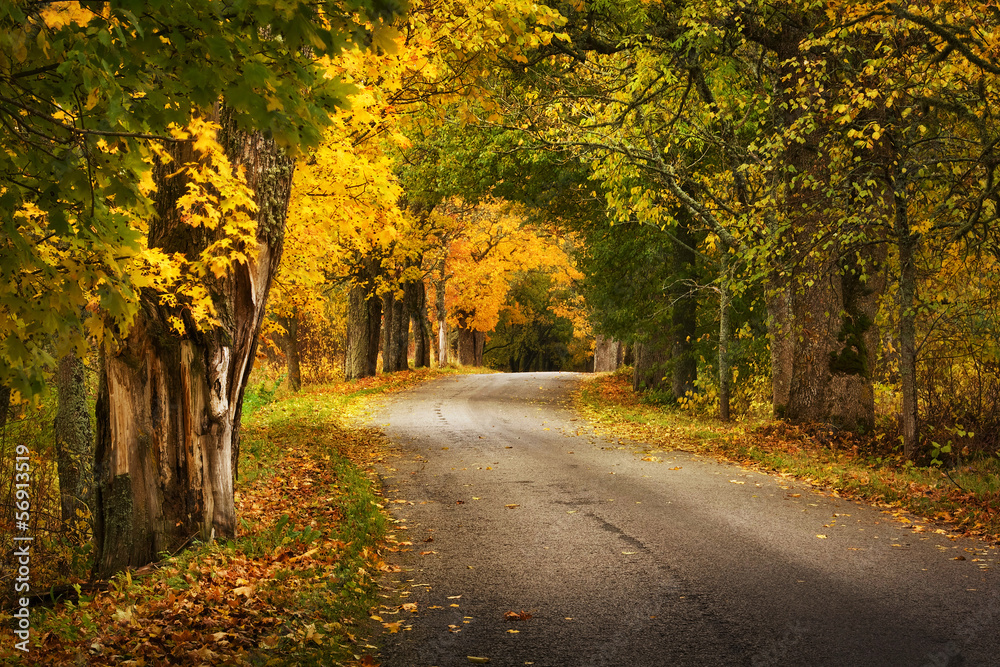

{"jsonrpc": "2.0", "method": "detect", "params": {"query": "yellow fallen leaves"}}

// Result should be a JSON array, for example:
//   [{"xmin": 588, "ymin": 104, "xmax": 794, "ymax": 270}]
[{"xmin": 816, "ymin": 534, "xmax": 828, "ymax": 539}]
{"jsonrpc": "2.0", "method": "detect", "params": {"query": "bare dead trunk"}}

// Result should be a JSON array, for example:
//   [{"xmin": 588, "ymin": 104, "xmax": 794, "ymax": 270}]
[
  {"xmin": 94, "ymin": 110, "xmax": 293, "ymax": 576},
  {"xmin": 436, "ymin": 268, "xmax": 448, "ymax": 367},
  {"xmin": 55, "ymin": 349, "xmax": 93, "ymax": 525}
]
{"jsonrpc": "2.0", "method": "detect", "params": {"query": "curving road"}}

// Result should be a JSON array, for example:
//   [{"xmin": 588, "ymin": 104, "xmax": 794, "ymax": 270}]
[{"xmin": 373, "ymin": 372, "xmax": 999, "ymax": 667}]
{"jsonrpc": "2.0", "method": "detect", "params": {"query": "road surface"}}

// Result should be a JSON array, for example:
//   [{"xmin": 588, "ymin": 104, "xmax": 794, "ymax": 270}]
[{"xmin": 372, "ymin": 372, "xmax": 998, "ymax": 667}]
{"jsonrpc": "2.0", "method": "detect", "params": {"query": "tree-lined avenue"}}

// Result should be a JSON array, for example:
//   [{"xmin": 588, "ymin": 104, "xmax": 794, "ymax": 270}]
[{"xmin": 376, "ymin": 373, "xmax": 999, "ymax": 666}]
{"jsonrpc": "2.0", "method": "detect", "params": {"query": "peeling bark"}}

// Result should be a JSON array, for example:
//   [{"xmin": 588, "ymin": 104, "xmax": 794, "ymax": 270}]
[{"xmin": 94, "ymin": 109, "xmax": 293, "ymax": 576}]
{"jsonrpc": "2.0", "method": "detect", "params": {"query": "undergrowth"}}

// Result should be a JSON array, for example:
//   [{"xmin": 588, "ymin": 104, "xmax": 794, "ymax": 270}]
[{"xmin": 0, "ymin": 366, "xmax": 468, "ymax": 666}]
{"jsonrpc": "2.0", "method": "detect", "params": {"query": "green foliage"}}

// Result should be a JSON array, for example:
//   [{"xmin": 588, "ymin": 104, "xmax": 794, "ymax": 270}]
[
  {"xmin": 483, "ymin": 269, "xmax": 582, "ymax": 372},
  {"xmin": 1, "ymin": 0, "xmax": 404, "ymax": 397}
]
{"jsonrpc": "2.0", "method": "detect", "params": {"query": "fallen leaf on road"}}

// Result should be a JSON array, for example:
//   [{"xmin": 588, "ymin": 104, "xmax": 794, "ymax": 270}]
[
  {"xmin": 729, "ymin": 480, "xmax": 745, "ymax": 485},
  {"xmin": 505, "ymin": 504, "xmax": 520, "ymax": 509},
  {"xmin": 402, "ymin": 603, "xmax": 418, "ymax": 612},
  {"xmin": 816, "ymin": 535, "xmax": 828, "ymax": 539},
  {"xmin": 507, "ymin": 629, "xmax": 520, "ymax": 634},
  {"xmin": 448, "ymin": 595, "xmax": 462, "ymax": 599},
  {"xmin": 419, "ymin": 550, "xmax": 436, "ymax": 556},
  {"xmin": 669, "ymin": 466, "xmax": 682, "ymax": 470},
  {"xmin": 622, "ymin": 551, "xmax": 637, "ymax": 555},
  {"xmin": 382, "ymin": 621, "xmax": 402, "ymax": 633},
  {"xmin": 468, "ymin": 656, "xmax": 489, "ymax": 663},
  {"xmin": 504, "ymin": 610, "xmax": 533, "ymax": 621}
]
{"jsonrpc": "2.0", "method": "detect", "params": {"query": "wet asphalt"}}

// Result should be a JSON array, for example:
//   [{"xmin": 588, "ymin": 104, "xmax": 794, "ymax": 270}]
[{"xmin": 371, "ymin": 372, "xmax": 999, "ymax": 667}]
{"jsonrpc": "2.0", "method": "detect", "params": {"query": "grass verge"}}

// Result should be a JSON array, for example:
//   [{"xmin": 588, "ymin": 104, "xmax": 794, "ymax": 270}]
[
  {"xmin": 2, "ymin": 367, "xmax": 467, "ymax": 666},
  {"xmin": 578, "ymin": 370, "xmax": 1000, "ymax": 543}
]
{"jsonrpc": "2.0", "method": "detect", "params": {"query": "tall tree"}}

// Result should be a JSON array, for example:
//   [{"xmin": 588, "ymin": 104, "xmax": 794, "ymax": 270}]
[
  {"xmin": 54, "ymin": 348, "xmax": 93, "ymax": 526},
  {"xmin": 70, "ymin": 0, "xmax": 402, "ymax": 575}
]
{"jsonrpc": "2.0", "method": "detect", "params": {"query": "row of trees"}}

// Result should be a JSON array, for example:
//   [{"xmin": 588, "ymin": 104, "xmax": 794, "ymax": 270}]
[
  {"xmin": 5, "ymin": 0, "xmax": 1000, "ymax": 577},
  {"xmin": 459, "ymin": 0, "xmax": 1000, "ymax": 460},
  {"xmin": 1, "ymin": 0, "xmax": 576, "ymax": 576}
]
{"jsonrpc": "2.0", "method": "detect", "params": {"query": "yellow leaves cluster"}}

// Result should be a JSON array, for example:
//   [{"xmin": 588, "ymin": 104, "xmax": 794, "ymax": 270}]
[
  {"xmin": 432, "ymin": 198, "xmax": 585, "ymax": 338},
  {"xmin": 140, "ymin": 118, "xmax": 260, "ymax": 333}
]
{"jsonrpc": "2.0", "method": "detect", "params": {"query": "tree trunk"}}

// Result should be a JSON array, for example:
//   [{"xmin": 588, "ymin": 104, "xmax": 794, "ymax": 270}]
[
  {"xmin": 457, "ymin": 323, "xmax": 476, "ymax": 366},
  {"xmin": 436, "ymin": 270, "xmax": 448, "ymax": 367},
  {"xmin": 895, "ymin": 180, "xmax": 919, "ymax": 458},
  {"xmin": 593, "ymin": 336, "xmax": 621, "ymax": 372},
  {"xmin": 736, "ymin": 13, "xmax": 881, "ymax": 432},
  {"xmin": 411, "ymin": 280, "xmax": 431, "ymax": 368},
  {"xmin": 366, "ymin": 286, "xmax": 382, "ymax": 377},
  {"xmin": 718, "ymin": 251, "xmax": 732, "ymax": 422},
  {"xmin": 345, "ymin": 256, "xmax": 382, "ymax": 380},
  {"xmin": 345, "ymin": 283, "xmax": 371, "ymax": 380},
  {"xmin": 391, "ymin": 292, "xmax": 408, "ymax": 371},
  {"xmin": 0, "ymin": 385, "xmax": 9, "ymax": 432},
  {"xmin": 633, "ymin": 333, "xmax": 671, "ymax": 393},
  {"xmin": 55, "ymin": 349, "xmax": 93, "ymax": 525},
  {"xmin": 671, "ymin": 215, "xmax": 698, "ymax": 400},
  {"xmin": 284, "ymin": 312, "xmax": 301, "ymax": 391},
  {"xmin": 382, "ymin": 290, "xmax": 395, "ymax": 372},
  {"xmin": 94, "ymin": 110, "xmax": 293, "ymax": 576}
]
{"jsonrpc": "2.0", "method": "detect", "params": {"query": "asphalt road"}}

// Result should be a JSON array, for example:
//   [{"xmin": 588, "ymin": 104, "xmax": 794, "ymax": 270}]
[{"xmin": 372, "ymin": 372, "xmax": 999, "ymax": 667}]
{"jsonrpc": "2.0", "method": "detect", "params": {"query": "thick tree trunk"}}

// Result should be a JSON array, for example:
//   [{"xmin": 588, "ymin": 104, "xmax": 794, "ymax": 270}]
[
  {"xmin": 671, "ymin": 216, "xmax": 698, "ymax": 400},
  {"xmin": 745, "ymin": 13, "xmax": 879, "ymax": 433},
  {"xmin": 94, "ymin": 111, "xmax": 293, "ymax": 576},
  {"xmin": 633, "ymin": 332, "xmax": 671, "ymax": 393},
  {"xmin": 382, "ymin": 290, "xmax": 395, "ymax": 372},
  {"xmin": 411, "ymin": 280, "xmax": 431, "ymax": 368},
  {"xmin": 345, "ymin": 256, "xmax": 382, "ymax": 380},
  {"xmin": 283, "ymin": 312, "xmax": 301, "ymax": 391},
  {"xmin": 457, "ymin": 325, "xmax": 475, "ymax": 365},
  {"xmin": 345, "ymin": 283, "xmax": 370, "ymax": 380},
  {"xmin": 391, "ymin": 292, "xmax": 408, "ymax": 371},
  {"xmin": 593, "ymin": 336, "xmax": 621, "ymax": 372},
  {"xmin": 55, "ymin": 349, "xmax": 93, "ymax": 525}
]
